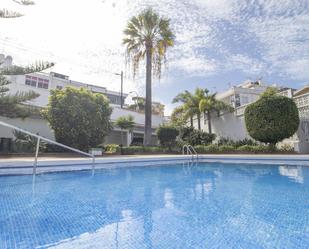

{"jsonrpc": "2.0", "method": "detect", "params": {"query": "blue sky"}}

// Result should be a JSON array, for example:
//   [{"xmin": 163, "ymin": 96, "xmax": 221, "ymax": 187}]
[{"xmin": 1, "ymin": 0, "xmax": 309, "ymax": 114}]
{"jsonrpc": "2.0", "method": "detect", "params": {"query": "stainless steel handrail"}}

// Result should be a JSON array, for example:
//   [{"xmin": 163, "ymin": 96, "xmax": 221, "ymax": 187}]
[
  {"xmin": 182, "ymin": 144, "xmax": 198, "ymax": 161},
  {"xmin": 188, "ymin": 145, "xmax": 198, "ymax": 160},
  {"xmin": 0, "ymin": 120, "xmax": 95, "ymax": 174}
]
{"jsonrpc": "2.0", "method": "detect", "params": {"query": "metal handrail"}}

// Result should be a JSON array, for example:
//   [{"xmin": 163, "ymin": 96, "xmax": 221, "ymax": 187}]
[
  {"xmin": 182, "ymin": 144, "xmax": 198, "ymax": 161},
  {"xmin": 188, "ymin": 145, "xmax": 198, "ymax": 160},
  {"xmin": 0, "ymin": 120, "xmax": 95, "ymax": 174}
]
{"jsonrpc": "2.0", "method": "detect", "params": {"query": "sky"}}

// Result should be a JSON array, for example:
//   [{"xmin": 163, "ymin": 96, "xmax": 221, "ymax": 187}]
[{"xmin": 1, "ymin": 0, "xmax": 309, "ymax": 115}]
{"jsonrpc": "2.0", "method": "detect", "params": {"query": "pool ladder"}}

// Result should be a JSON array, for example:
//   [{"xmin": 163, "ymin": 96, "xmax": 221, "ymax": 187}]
[{"xmin": 182, "ymin": 144, "xmax": 198, "ymax": 161}]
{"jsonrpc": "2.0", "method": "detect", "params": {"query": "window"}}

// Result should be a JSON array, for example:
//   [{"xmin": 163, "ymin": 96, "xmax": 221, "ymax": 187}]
[
  {"xmin": 25, "ymin": 75, "xmax": 37, "ymax": 87},
  {"xmin": 25, "ymin": 75, "xmax": 49, "ymax": 89},
  {"xmin": 38, "ymin": 78, "xmax": 49, "ymax": 89}
]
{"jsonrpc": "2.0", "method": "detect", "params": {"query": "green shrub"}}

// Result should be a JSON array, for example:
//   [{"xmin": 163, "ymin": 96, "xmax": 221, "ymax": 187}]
[
  {"xmin": 179, "ymin": 127, "xmax": 215, "ymax": 146},
  {"xmin": 42, "ymin": 87, "xmax": 112, "ymax": 150},
  {"xmin": 245, "ymin": 95, "xmax": 299, "ymax": 145},
  {"xmin": 104, "ymin": 144, "xmax": 120, "ymax": 153},
  {"xmin": 194, "ymin": 145, "xmax": 207, "ymax": 153},
  {"xmin": 157, "ymin": 125, "xmax": 179, "ymax": 147},
  {"xmin": 237, "ymin": 145, "xmax": 270, "ymax": 153},
  {"xmin": 120, "ymin": 146, "xmax": 181, "ymax": 155},
  {"xmin": 217, "ymin": 137, "xmax": 258, "ymax": 147},
  {"xmin": 194, "ymin": 144, "xmax": 220, "ymax": 153},
  {"xmin": 218, "ymin": 145, "xmax": 236, "ymax": 152},
  {"xmin": 122, "ymin": 146, "xmax": 144, "ymax": 154}
]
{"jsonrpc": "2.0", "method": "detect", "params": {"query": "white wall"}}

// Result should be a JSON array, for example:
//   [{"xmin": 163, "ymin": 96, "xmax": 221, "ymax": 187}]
[
  {"xmin": 111, "ymin": 107, "xmax": 164, "ymax": 128},
  {"xmin": 193, "ymin": 112, "xmax": 250, "ymax": 140},
  {"xmin": 0, "ymin": 116, "xmax": 54, "ymax": 139}
]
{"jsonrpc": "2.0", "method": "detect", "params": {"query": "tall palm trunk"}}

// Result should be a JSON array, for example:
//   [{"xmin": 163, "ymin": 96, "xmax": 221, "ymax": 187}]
[
  {"xmin": 207, "ymin": 111, "xmax": 212, "ymax": 134},
  {"xmin": 190, "ymin": 116, "xmax": 193, "ymax": 128},
  {"xmin": 144, "ymin": 44, "xmax": 152, "ymax": 146},
  {"xmin": 197, "ymin": 113, "xmax": 201, "ymax": 130}
]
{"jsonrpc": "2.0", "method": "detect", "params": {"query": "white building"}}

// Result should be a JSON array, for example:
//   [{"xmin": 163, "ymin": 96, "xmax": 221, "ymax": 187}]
[
  {"xmin": 0, "ymin": 61, "xmax": 165, "ymax": 149},
  {"xmin": 193, "ymin": 80, "xmax": 309, "ymax": 153}
]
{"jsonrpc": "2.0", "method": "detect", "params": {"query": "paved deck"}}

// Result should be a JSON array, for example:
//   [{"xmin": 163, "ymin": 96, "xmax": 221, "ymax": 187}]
[{"xmin": 0, "ymin": 154, "xmax": 308, "ymax": 175}]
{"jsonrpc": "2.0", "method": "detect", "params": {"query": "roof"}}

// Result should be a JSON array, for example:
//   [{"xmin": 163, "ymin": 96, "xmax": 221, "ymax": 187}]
[{"xmin": 293, "ymin": 86, "xmax": 309, "ymax": 97}]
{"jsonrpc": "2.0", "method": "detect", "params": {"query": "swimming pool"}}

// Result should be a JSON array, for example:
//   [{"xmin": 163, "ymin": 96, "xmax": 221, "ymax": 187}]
[{"xmin": 0, "ymin": 162, "xmax": 308, "ymax": 249}]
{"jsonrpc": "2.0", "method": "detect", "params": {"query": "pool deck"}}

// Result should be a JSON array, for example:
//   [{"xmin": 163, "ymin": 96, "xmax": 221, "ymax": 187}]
[{"xmin": 0, "ymin": 154, "xmax": 309, "ymax": 175}]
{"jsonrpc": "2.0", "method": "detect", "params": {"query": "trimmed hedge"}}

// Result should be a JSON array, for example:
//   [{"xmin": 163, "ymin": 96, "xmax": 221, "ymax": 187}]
[
  {"xmin": 121, "ymin": 146, "xmax": 180, "ymax": 155},
  {"xmin": 194, "ymin": 144, "xmax": 286, "ymax": 154},
  {"xmin": 102, "ymin": 144, "xmax": 294, "ymax": 155},
  {"xmin": 245, "ymin": 95, "xmax": 299, "ymax": 144},
  {"xmin": 157, "ymin": 126, "xmax": 179, "ymax": 147}
]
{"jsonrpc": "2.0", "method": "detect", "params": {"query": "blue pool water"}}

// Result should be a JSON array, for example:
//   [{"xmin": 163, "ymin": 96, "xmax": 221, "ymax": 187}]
[{"xmin": 0, "ymin": 162, "xmax": 308, "ymax": 249}]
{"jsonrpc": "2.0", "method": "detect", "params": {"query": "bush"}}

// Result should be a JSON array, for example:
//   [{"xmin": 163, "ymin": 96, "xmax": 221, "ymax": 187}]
[
  {"xmin": 237, "ymin": 145, "xmax": 270, "ymax": 153},
  {"xmin": 217, "ymin": 137, "xmax": 258, "ymax": 147},
  {"xmin": 122, "ymin": 146, "xmax": 144, "ymax": 154},
  {"xmin": 42, "ymin": 87, "xmax": 112, "ymax": 150},
  {"xmin": 104, "ymin": 144, "xmax": 120, "ymax": 153},
  {"xmin": 218, "ymin": 145, "xmax": 236, "ymax": 153},
  {"xmin": 12, "ymin": 130, "xmax": 47, "ymax": 153},
  {"xmin": 179, "ymin": 127, "xmax": 215, "ymax": 146},
  {"xmin": 194, "ymin": 144, "xmax": 220, "ymax": 153},
  {"xmin": 157, "ymin": 126, "xmax": 179, "ymax": 147},
  {"xmin": 245, "ymin": 95, "xmax": 299, "ymax": 145},
  {"xmin": 120, "ymin": 146, "xmax": 180, "ymax": 155}
]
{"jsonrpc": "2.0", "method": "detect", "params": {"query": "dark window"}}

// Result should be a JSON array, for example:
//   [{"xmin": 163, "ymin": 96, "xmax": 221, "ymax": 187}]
[{"xmin": 25, "ymin": 75, "xmax": 49, "ymax": 89}]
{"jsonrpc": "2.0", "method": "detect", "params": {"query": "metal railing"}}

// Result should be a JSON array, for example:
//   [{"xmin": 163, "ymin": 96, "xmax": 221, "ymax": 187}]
[
  {"xmin": 182, "ymin": 144, "xmax": 198, "ymax": 161},
  {"xmin": 0, "ymin": 120, "xmax": 95, "ymax": 175}
]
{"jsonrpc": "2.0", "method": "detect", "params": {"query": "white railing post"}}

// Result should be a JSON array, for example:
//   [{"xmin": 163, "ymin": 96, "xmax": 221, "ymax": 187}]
[
  {"xmin": 33, "ymin": 137, "xmax": 40, "ymax": 175},
  {"xmin": 91, "ymin": 156, "xmax": 95, "ymax": 176}
]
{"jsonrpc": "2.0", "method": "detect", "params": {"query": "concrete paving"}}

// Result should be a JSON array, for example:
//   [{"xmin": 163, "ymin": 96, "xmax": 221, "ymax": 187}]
[{"xmin": 0, "ymin": 154, "xmax": 308, "ymax": 175}]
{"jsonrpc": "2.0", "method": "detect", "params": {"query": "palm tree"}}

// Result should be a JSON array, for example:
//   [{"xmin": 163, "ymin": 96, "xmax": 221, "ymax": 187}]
[
  {"xmin": 199, "ymin": 89, "xmax": 234, "ymax": 134},
  {"xmin": 123, "ymin": 8, "xmax": 175, "ymax": 146},
  {"xmin": 115, "ymin": 115, "xmax": 135, "ymax": 146},
  {"xmin": 172, "ymin": 91, "xmax": 196, "ymax": 128},
  {"xmin": 170, "ymin": 105, "xmax": 188, "ymax": 128},
  {"xmin": 173, "ymin": 88, "xmax": 206, "ymax": 130}
]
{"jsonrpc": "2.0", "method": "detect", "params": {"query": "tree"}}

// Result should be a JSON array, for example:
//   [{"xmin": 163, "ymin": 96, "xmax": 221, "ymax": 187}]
[
  {"xmin": 170, "ymin": 105, "xmax": 188, "ymax": 128},
  {"xmin": 0, "ymin": 1, "xmax": 53, "ymax": 118},
  {"xmin": 244, "ymin": 95, "xmax": 299, "ymax": 145},
  {"xmin": 157, "ymin": 125, "xmax": 179, "ymax": 148},
  {"xmin": 115, "ymin": 115, "xmax": 135, "ymax": 146},
  {"xmin": 123, "ymin": 8, "xmax": 175, "ymax": 146},
  {"xmin": 260, "ymin": 87, "xmax": 278, "ymax": 98},
  {"xmin": 42, "ymin": 87, "xmax": 113, "ymax": 150},
  {"xmin": 199, "ymin": 89, "xmax": 234, "ymax": 134},
  {"xmin": 172, "ymin": 91, "xmax": 196, "ymax": 128}
]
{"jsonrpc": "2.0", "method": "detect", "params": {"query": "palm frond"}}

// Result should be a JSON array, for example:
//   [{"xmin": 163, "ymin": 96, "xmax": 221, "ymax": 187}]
[
  {"xmin": 1, "ymin": 61, "xmax": 54, "ymax": 75},
  {"xmin": 12, "ymin": 0, "xmax": 35, "ymax": 6},
  {"xmin": 123, "ymin": 8, "xmax": 175, "ymax": 79},
  {"xmin": 0, "ymin": 9, "xmax": 23, "ymax": 18}
]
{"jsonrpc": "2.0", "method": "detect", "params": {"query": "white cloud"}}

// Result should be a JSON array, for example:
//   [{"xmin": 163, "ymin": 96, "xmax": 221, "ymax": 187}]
[
  {"xmin": 1, "ymin": 0, "xmax": 309, "ymax": 110},
  {"xmin": 171, "ymin": 56, "xmax": 217, "ymax": 76}
]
